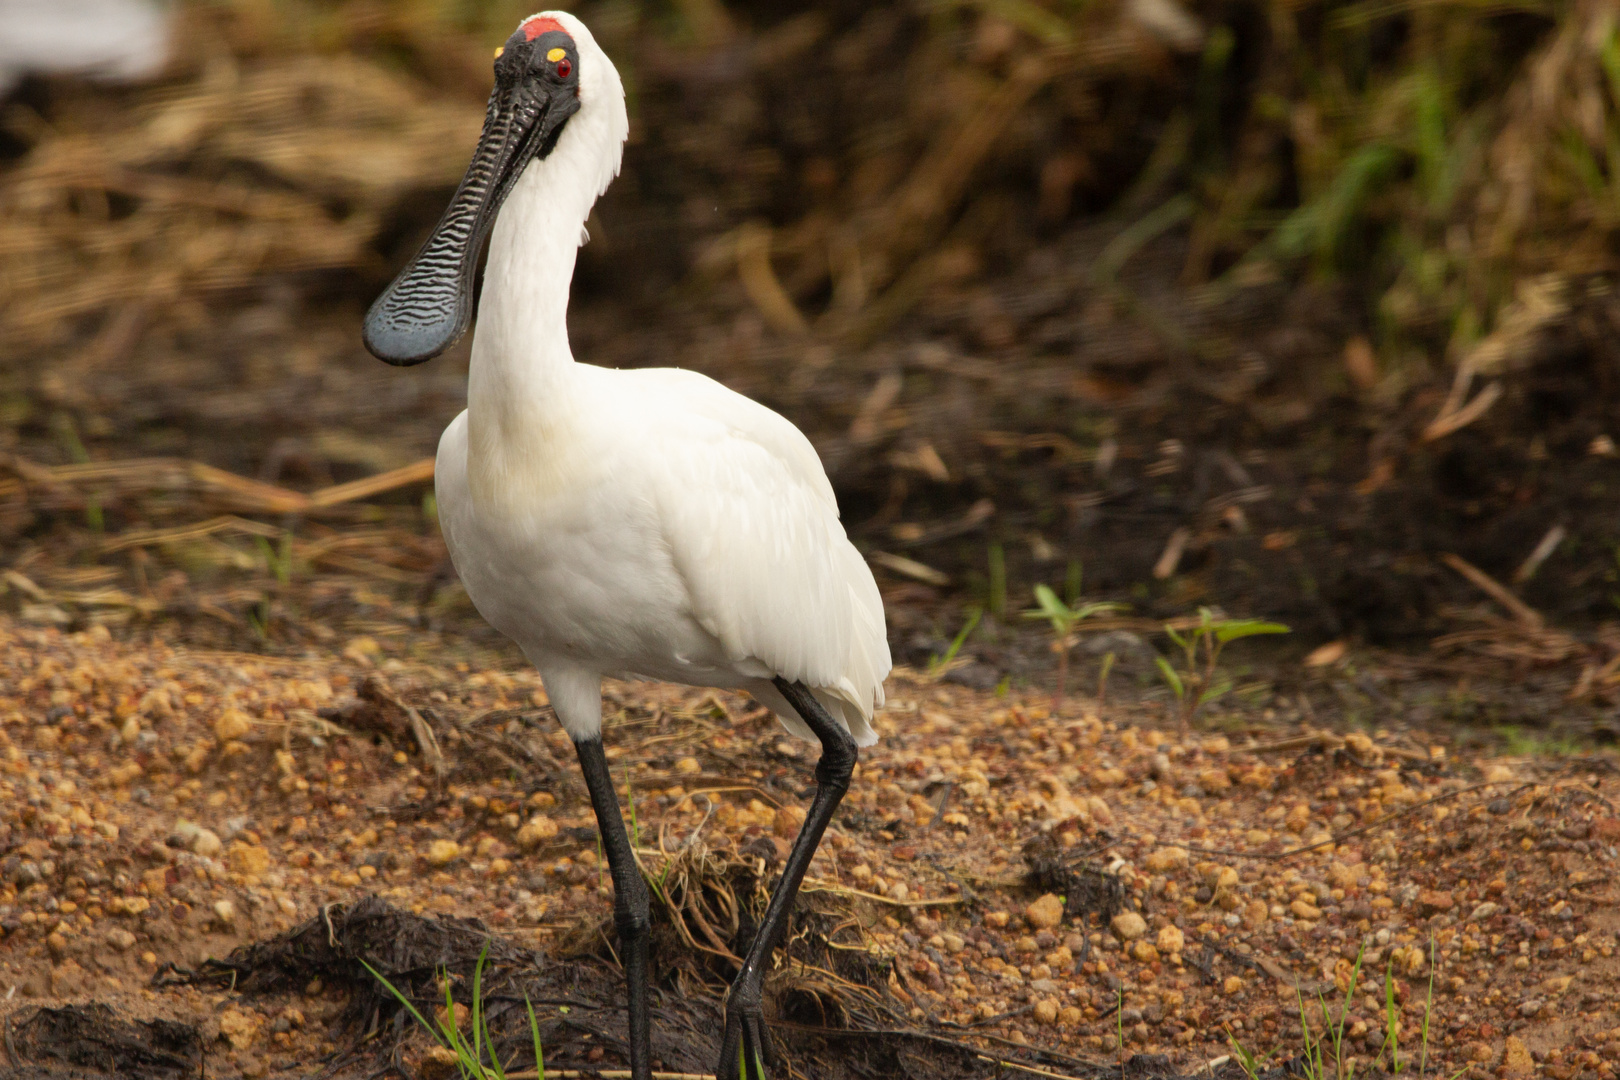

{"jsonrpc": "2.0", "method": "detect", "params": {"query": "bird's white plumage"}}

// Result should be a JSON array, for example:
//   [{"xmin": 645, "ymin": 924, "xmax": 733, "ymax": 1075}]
[{"xmin": 434, "ymin": 11, "xmax": 889, "ymax": 747}]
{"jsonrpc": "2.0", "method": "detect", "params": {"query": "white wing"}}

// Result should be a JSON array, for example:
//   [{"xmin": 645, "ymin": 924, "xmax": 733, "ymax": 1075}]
[{"xmin": 633, "ymin": 368, "xmax": 889, "ymax": 745}]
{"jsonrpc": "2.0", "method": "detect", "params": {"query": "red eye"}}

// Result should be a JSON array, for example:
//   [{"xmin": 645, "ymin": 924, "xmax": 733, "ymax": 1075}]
[{"xmin": 556, "ymin": 58, "xmax": 572, "ymax": 78}]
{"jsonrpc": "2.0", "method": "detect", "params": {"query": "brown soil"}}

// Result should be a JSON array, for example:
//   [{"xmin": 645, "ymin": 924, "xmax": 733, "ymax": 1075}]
[{"xmin": 0, "ymin": 618, "xmax": 1614, "ymax": 1079}]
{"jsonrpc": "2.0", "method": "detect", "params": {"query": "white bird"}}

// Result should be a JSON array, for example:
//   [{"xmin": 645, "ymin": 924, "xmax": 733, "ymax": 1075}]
[{"xmin": 361, "ymin": 13, "xmax": 889, "ymax": 1080}]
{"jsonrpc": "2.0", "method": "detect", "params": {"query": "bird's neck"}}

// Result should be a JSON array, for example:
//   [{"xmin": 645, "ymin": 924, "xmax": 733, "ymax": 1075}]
[{"xmin": 466, "ymin": 133, "xmax": 603, "ymax": 480}]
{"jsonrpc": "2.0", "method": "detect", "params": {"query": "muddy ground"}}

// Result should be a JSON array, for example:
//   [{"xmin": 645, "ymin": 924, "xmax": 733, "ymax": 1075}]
[{"xmin": 0, "ymin": 615, "xmax": 1615, "ymax": 1079}]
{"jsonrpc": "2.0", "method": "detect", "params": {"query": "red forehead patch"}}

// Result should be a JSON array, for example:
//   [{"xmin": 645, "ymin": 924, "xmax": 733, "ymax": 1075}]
[{"xmin": 521, "ymin": 16, "xmax": 567, "ymax": 40}]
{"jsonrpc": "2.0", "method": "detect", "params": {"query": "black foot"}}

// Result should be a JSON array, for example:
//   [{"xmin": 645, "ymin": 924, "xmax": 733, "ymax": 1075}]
[{"xmin": 716, "ymin": 995, "xmax": 769, "ymax": 1080}]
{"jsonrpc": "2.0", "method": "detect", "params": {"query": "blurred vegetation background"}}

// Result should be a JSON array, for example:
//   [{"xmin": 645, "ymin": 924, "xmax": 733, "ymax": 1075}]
[{"xmin": 3, "ymin": 0, "xmax": 1620, "ymax": 691}]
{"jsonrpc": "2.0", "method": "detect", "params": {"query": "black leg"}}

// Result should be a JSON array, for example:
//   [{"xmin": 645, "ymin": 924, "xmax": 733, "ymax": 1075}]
[
  {"xmin": 574, "ymin": 737, "xmax": 653, "ymax": 1080},
  {"xmin": 717, "ymin": 679, "xmax": 859, "ymax": 1080}
]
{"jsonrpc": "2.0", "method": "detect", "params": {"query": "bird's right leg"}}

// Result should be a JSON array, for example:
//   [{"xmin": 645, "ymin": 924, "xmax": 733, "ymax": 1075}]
[
  {"xmin": 716, "ymin": 678, "xmax": 858, "ymax": 1080},
  {"xmin": 574, "ymin": 736, "xmax": 653, "ymax": 1080}
]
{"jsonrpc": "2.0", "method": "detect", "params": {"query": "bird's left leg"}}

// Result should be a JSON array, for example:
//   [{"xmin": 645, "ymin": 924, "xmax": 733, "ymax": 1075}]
[
  {"xmin": 574, "ymin": 736, "xmax": 654, "ymax": 1080},
  {"xmin": 716, "ymin": 678, "xmax": 858, "ymax": 1080}
]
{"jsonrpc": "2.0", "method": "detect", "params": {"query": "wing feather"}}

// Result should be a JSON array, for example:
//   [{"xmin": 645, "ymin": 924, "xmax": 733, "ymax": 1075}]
[{"xmin": 639, "ymin": 369, "xmax": 889, "ymax": 743}]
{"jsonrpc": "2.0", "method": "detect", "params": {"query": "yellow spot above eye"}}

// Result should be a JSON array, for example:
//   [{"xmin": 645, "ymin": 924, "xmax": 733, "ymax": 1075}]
[
  {"xmin": 493, "ymin": 46, "xmax": 504, "ymax": 59},
  {"xmin": 546, "ymin": 47, "xmax": 566, "ymax": 62}
]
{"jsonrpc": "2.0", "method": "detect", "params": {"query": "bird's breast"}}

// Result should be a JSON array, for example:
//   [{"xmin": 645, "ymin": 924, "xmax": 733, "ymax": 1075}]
[{"xmin": 435, "ymin": 416, "xmax": 736, "ymax": 683}]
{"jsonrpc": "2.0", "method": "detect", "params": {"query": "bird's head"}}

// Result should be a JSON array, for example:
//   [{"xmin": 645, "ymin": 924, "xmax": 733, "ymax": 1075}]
[{"xmin": 362, "ymin": 11, "xmax": 627, "ymax": 366}]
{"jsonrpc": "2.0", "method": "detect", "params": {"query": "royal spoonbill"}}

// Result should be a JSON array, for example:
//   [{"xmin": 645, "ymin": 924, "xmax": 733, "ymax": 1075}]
[{"xmin": 361, "ymin": 12, "xmax": 890, "ymax": 1080}]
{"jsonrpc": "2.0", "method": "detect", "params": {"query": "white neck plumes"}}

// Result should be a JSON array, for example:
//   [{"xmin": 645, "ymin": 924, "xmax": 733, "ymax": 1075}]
[{"xmin": 467, "ymin": 11, "xmax": 628, "ymax": 483}]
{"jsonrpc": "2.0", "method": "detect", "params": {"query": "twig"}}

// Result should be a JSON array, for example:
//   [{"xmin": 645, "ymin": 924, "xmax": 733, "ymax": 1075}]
[
  {"xmin": 1514, "ymin": 524, "xmax": 1566, "ymax": 584},
  {"xmin": 1422, "ymin": 379, "xmax": 1502, "ymax": 440},
  {"xmin": 366, "ymin": 681, "xmax": 447, "ymax": 779},
  {"xmin": 971, "ymin": 1055, "xmax": 1091, "ymax": 1080},
  {"xmin": 921, "ymin": 781, "xmax": 954, "ymax": 833},
  {"xmin": 869, "ymin": 551, "xmax": 950, "ymax": 587},
  {"xmin": 1441, "ymin": 552, "xmax": 1542, "ymax": 628},
  {"xmin": 308, "ymin": 458, "xmax": 435, "ymax": 508},
  {"xmin": 1152, "ymin": 527, "xmax": 1191, "ymax": 580},
  {"xmin": 2, "ymin": 453, "xmax": 434, "ymax": 516},
  {"xmin": 733, "ymin": 220, "xmax": 808, "ymax": 335},
  {"xmin": 799, "ymin": 879, "xmax": 964, "ymax": 907}
]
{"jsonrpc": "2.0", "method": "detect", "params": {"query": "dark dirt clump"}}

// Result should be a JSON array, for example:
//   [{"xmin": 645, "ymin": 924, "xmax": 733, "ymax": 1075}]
[{"xmin": 1, "ymin": 1004, "xmax": 201, "ymax": 1079}]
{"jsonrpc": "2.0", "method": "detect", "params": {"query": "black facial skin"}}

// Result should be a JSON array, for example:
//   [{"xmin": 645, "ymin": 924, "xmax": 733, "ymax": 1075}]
[{"xmin": 362, "ymin": 28, "xmax": 580, "ymax": 366}]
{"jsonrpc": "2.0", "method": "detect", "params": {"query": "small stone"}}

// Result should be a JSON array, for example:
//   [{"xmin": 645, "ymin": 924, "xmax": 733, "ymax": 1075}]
[
  {"xmin": 1110, "ymin": 911, "xmax": 1148, "ymax": 941},
  {"xmin": 1057, "ymin": 1005, "xmax": 1083, "ymax": 1026},
  {"xmin": 119, "ymin": 896, "xmax": 151, "ymax": 917},
  {"xmin": 192, "ymin": 829, "xmax": 222, "ymax": 858},
  {"xmin": 515, "ymin": 816, "xmax": 558, "ymax": 849},
  {"xmin": 941, "ymin": 932, "xmax": 964, "ymax": 954},
  {"xmin": 228, "ymin": 843, "xmax": 271, "ymax": 877},
  {"xmin": 426, "ymin": 840, "xmax": 461, "ymax": 866},
  {"xmin": 214, "ymin": 708, "xmax": 253, "ymax": 744},
  {"xmin": 674, "ymin": 757, "xmax": 701, "ymax": 775},
  {"xmin": 1032, "ymin": 999, "xmax": 1058, "ymax": 1025},
  {"xmin": 106, "ymin": 927, "xmax": 137, "ymax": 950},
  {"xmin": 218, "ymin": 1008, "xmax": 259, "ymax": 1049},
  {"xmin": 1468, "ymin": 901, "xmax": 1499, "ymax": 922},
  {"xmin": 1144, "ymin": 846, "xmax": 1188, "ymax": 872},
  {"xmin": 1502, "ymin": 1035, "xmax": 1534, "ymax": 1076},
  {"xmin": 1130, "ymin": 941, "xmax": 1159, "ymax": 963},
  {"xmin": 984, "ymin": 911, "xmax": 1010, "ymax": 928},
  {"xmin": 46, "ymin": 932, "xmax": 68, "ymax": 958},
  {"xmin": 213, "ymin": 900, "xmax": 237, "ymax": 926},
  {"xmin": 774, "ymin": 805, "xmax": 807, "ymax": 838},
  {"xmin": 1025, "ymin": 894, "xmax": 1064, "ymax": 930},
  {"xmin": 435, "ymin": 1001, "xmax": 469, "ymax": 1033},
  {"xmin": 1518, "ymin": 998, "xmax": 1543, "ymax": 1017},
  {"xmin": 1086, "ymin": 797, "xmax": 1114, "ymax": 825},
  {"xmin": 1157, "ymin": 925, "xmax": 1184, "ymax": 955},
  {"xmin": 1290, "ymin": 898, "xmax": 1322, "ymax": 921},
  {"xmin": 1325, "ymin": 862, "xmax": 1359, "ymax": 890},
  {"xmin": 418, "ymin": 1046, "xmax": 461, "ymax": 1080},
  {"xmin": 1417, "ymin": 889, "xmax": 1454, "ymax": 914},
  {"xmin": 1222, "ymin": 975, "xmax": 1244, "ymax": 994}
]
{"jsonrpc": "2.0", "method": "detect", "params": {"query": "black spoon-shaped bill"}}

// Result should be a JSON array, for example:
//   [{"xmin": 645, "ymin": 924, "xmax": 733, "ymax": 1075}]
[{"xmin": 363, "ymin": 64, "xmax": 579, "ymax": 366}]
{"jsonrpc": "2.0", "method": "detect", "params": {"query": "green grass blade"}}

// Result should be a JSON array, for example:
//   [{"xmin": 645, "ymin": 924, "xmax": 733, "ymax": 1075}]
[
  {"xmin": 471, "ymin": 943, "xmax": 487, "ymax": 1072},
  {"xmin": 931, "ymin": 607, "xmax": 982, "ymax": 671},
  {"xmin": 1213, "ymin": 620, "xmax": 1291, "ymax": 643},
  {"xmin": 1154, "ymin": 656, "xmax": 1184, "ymax": 700},
  {"xmin": 525, "ymin": 996, "xmax": 546, "ymax": 1080},
  {"xmin": 361, "ymin": 960, "xmax": 446, "ymax": 1049}
]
